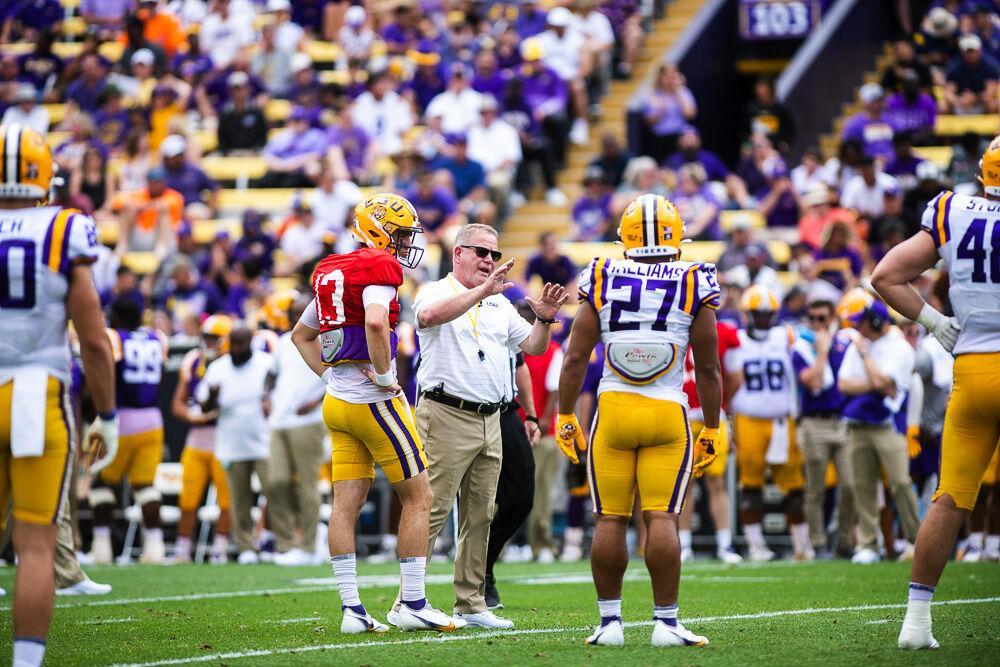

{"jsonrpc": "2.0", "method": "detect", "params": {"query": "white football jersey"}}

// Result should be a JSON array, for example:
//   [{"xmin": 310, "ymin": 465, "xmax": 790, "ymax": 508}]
[
  {"xmin": 577, "ymin": 257, "xmax": 720, "ymax": 406},
  {"xmin": 727, "ymin": 326, "xmax": 798, "ymax": 419},
  {"xmin": 0, "ymin": 205, "xmax": 100, "ymax": 383},
  {"xmin": 922, "ymin": 190, "xmax": 1000, "ymax": 354}
]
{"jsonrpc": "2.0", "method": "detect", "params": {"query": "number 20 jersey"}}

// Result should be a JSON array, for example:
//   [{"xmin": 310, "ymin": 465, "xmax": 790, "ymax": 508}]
[
  {"xmin": 727, "ymin": 326, "xmax": 797, "ymax": 419},
  {"xmin": 922, "ymin": 190, "xmax": 1000, "ymax": 354},
  {"xmin": 0, "ymin": 206, "xmax": 99, "ymax": 383},
  {"xmin": 577, "ymin": 257, "xmax": 720, "ymax": 406}
]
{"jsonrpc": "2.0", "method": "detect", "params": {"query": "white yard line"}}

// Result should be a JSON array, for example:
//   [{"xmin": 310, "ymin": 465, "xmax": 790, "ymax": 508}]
[
  {"xmin": 864, "ymin": 619, "xmax": 893, "ymax": 625},
  {"xmin": 80, "ymin": 617, "xmax": 136, "ymax": 625},
  {"xmin": 108, "ymin": 596, "xmax": 1000, "ymax": 667},
  {"xmin": 275, "ymin": 617, "xmax": 323, "ymax": 624}
]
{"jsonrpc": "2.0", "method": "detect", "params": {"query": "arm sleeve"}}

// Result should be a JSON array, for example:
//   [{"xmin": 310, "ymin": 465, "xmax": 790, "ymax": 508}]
[
  {"xmin": 105, "ymin": 329, "xmax": 123, "ymax": 362},
  {"xmin": 907, "ymin": 371, "xmax": 923, "ymax": 428},
  {"xmin": 838, "ymin": 343, "xmax": 864, "ymax": 381},
  {"xmin": 412, "ymin": 281, "xmax": 445, "ymax": 331},
  {"xmin": 65, "ymin": 212, "xmax": 100, "ymax": 269},
  {"xmin": 577, "ymin": 258, "xmax": 608, "ymax": 308},
  {"xmin": 695, "ymin": 263, "xmax": 721, "ymax": 312},
  {"xmin": 362, "ymin": 284, "xmax": 396, "ymax": 309},
  {"xmin": 298, "ymin": 298, "xmax": 321, "ymax": 330},
  {"xmin": 920, "ymin": 191, "xmax": 953, "ymax": 249}
]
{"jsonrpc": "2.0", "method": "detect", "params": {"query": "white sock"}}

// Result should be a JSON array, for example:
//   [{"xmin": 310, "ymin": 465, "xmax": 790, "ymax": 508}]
[
  {"xmin": 213, "ymin": 534, "xmax": 229, "ymax": 554},
  {"xmin": 678, "ymin": 529, "xmax": 692, "ymax": 551},
  {"xmin": 790, "ymin": 523, "xmax": 811, "ymax": 554},
  {"xmin": 565, "ymin": 527, "xmax": 583, "ymax": 546},
  {"xmin": 399, "ymin": 556, "xmax": 427, "ymax": 607},
  {"xmin": 93, "ymin": 526, "xmax": 110, "ymax": 540},
  {"xmin": 654, "ymin": 603, "xmax": 678, "ymax": 627},
  {"xmin": 331, "ymin": 553, "xmax": 362, "ymax": 609},
  {"xmin": 145, "ymin": 528, "xmax": 163, "ymax": 542},
  {"xmin": 597, "ymin": 598, "xmax": 622, "ymax": 621},
  {"xmin": 903, "ymin": 583, "xmax": 935, "ymax": 626},
  {"xmin": 744, "ymin": 523, "xmax": 766, "ymax": 549},
  {"xmin": 986, "ymin": 534, "xmax": 1000, "ymax": 552},
  {"xmin": 969, "ymin": 531, "xmax": 984, "ymax": 548},
  {"xmin": 13, "ymin": 638, "xmax": 45, "ymax": 667},
  {"xmin": 174, "ymin": 536, "xmax": 192, "ymax": 554},
  {"xmin": 716, "ymin": 528, "xmax": 732, "ymax": 552}
]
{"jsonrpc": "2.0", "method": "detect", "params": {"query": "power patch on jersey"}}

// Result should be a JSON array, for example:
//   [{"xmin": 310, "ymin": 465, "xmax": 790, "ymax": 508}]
[
  {"xmin": 605, "ymin": 343, "xmax": 677, "ymax": 384},
  {"xmin": 320, "ymin": 329, "xmax": 346, "ymax": 364}
]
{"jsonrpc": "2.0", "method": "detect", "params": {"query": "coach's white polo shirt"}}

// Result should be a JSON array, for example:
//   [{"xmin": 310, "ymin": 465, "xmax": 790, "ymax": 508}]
[{"xmin": 414, "ymin": 273, "xmax": 532, "ymax": 404}]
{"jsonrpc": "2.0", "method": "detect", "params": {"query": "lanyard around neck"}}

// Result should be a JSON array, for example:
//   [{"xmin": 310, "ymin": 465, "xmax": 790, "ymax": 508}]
[{"xmin": 446, "ymin": 274, "xmax": 480, "ymax": 341}]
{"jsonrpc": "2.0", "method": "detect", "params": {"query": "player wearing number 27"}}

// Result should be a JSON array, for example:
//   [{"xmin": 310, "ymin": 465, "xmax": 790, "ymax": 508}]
[
  {"xmin": 292, "ymin": 193, "xmax": 464, "ymax": 636},
  {"xmin": 0, "ymin": 123, "xmax": 118, "ymax": 667},
  {"xmin": 556, "ymin": 193, "xmax": 722, "ymax": 648},
  {"xmin": 872, "ymin": 135, "xmax": 1000, "ymax": 650}
]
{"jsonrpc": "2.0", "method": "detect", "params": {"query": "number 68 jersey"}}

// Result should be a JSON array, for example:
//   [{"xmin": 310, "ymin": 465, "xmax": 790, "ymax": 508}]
[
  {"xmin": 922, "ymin": 189, "xmax": 1000, "ymax": 355},
  {"xmin": 0, "ymin": 206, "xmax": 99, "ymax": 383},
  {"xmin": 727, "ymin": 326, "xmax": 797, "ymax": 419},
  {"xmin": 577, "ymin": 257, "xmax": 720, "ymax": 406}
]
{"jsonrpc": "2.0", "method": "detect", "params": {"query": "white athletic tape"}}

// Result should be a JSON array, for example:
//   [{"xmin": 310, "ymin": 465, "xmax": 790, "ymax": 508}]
[
  {"xmin": 133, "ymin": 487, "xmax": 162, "ymax": 505},
  {"xmin": 88, "ymin": 488, "xmax": 116, "ymax": 507}
]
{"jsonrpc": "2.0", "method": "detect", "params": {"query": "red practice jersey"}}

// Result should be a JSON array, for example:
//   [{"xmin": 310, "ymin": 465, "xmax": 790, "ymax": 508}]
[
  {"xmin": 312, "ymin": 247, "xmax": 404, "ymax": 333},
  {"xmin": 683, "ymin": 320, "xmax": 740, "ymax": 411}
]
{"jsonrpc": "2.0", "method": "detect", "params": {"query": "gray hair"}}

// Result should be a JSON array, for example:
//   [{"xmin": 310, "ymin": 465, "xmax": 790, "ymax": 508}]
[{"xmin": 455, "ymin": 223, "xmax": 498, "ymax": 247}]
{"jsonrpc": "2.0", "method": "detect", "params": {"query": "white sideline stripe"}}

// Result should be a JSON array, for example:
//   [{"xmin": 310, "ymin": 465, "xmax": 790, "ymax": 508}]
[
  {"xmin": 81, "ymin": 617, "xmax": 135, "ymax": 625},
  {"xmin": 108, "ymin": 596, "xmax": 1000, "ymax": 667},
  {"xmin": 276, "ymin": 617, "xmax": 322, "ymax": 624},
  {"xmin": 865, "ymin": 619, "xmax": 893, "ymax": 625}
]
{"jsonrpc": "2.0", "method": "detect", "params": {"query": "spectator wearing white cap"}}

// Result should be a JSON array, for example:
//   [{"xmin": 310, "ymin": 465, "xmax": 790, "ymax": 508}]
[
  {"xmin": 110, "ymin": 48, "xmax": 159, "ymax": 105},
  {"xmin": 1, "ymin": 84, "xmax": 48, "ymax": 133},
  {"xmin": 267, "ymin": 0, "xmax": 305, "ymax": 53},
  {"xmin": 537, "ymin": 6, "xmax": 590, "ymax": 145},
  {"xmin": 201, "ymin": 0, "xmax": 255, "ymax": 68},
  {"xmin": 218, "ymin": 71, "xmax": 269, "ymax": 154},
  {"xmin": 160, "ymin": 134, "xmax": 219, "ymax": 220},
  {"xmin": 337, "ymin": 5, "xmax": 375, "ymax": 62},
  {"xmin": 468, "ymin": 95, "xmax": 522, "ymax": 214},
  {"xmin": 944, "ymin": 33, "xmax": 999, "ymax": 114},
  {"xmin": 425, "ymin": 63, "xmax": 484, "ymax": 135}
]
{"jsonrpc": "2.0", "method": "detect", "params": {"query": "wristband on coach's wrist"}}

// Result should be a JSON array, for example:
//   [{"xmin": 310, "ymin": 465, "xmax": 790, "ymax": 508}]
[
  {"xmin": 525, "ymin": 415, "xmax": 539, "ymax": 424},
  {"xmin": 536, "ymin": 317, "xmax": 557, "ymax": 325},
  {"xmin": 98, "ymin": 410, "xmax": 117, "ymax": 421},
  {"xmin": 373, "ymin": 369, "xmax": 396, "ymax": 387}
]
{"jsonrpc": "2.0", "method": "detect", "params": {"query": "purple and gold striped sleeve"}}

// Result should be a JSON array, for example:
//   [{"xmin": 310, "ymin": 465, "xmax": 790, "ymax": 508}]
[
  {"xmin": 920, "ymin": 191, "xmax": 953, "ymax": 249},
  {"xmin": 679, "ymin": 263, "xmax": 720, "ymax": 317},
  {"xmin": 578, "ymin": 258, "xmax": 610, "ymax": 309}
]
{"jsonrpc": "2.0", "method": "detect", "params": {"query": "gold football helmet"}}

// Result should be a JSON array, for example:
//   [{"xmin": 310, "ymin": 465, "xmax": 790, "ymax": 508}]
[
  {"xmin": 0, "ymin": 123, "xmax": 54, "ymax": 202},
  {"xmin": 740, "ymin": 284, "xmax": 780, "ymax": 313},
  {"xmin": 617, "ymin": 194, "xmax": 685, "ymax": 259},
  {"xmin": 352, "ymin": 193, "xmax": 424, "ymax": 269},
  {"xmin": 261, "ymin": 289, "xmax": 301, "ymax": 332},
  {"xmin": 981, "ymin": 133, "xmax": 1000, "ymax": 197},
  {"xmin": 202, "ymin": 314, "xmax": 233, "ymax": 357},
  {"xmin": 837, "ymin": 287, "xmax": 873, "ymax": 329}
]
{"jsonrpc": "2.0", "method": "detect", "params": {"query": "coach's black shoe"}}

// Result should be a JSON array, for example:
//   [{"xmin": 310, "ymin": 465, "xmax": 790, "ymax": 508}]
[{"xmin": 485, "ymin": 573, "xmax": 503, "ymax": 610}]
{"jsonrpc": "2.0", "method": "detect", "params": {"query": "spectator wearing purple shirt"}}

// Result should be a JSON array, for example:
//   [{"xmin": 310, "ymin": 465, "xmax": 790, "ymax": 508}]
[
  {"xmin": 16, "ymin": 30, "xmax": 61, "ymax": 97},
  {"xmin": 671, "ymin": 164, "xmax": 721, "ymax": 241},
  {"xmin": 642, "ymin": 64, "xmax": 697, "ymax": 163},
  {"xmin": 326, "ymin": 99, "xmax": 371, "ymax": 182},
  {"xmin": 519, "ymin": 40, "xmax": 570, "ymax": 166},
  {"xmin": 92, "ymin": 87, "xmax": 131, "ymax": 148},
  {"xmin": 471, "ymin": 49, "xmax": 509, "ymax": 105},
  {"xmin": 494, "ymin": 26, "xmax": 524, "ymax": 71},
  {"xmin": 433, "ymin": 134, "xmax": 494, "ymax": 224},
  {"xmin": 290, "ymin": 0, "xmax": 330, "ymax": 35},
  {"xmin": 883, "ymin": 132, "xmax": 927, "ymax": 191},
  {"xmin": 403, "ymin": 45, "xmax": 447, "ymax": 114},
  {"xmin": 1, "ymin": 0, "xmax": 62, "ymax": 41},
  {"xmin": 525, "ymin": 232, "xmax": 577, "ymax": 288},
  {"xmin": 884, "ymin": 70, "xmax": 937, "ymax": 144},
  {"xmin": 81, "ymin": 0, "xmax": 134, "ymax": 34},
  {"xmin": 516, "ymin": 0, "xmax": 549, "ymax": 38},
  {"xmin": 406, "ymin": 170, "xmax": 462, "ymax": 238},
  {"xmin": 261, "ymin": 106, "xmax": 329, "ymax": 188},
  {"xmin": 840, "ymin": 83, "xmax": 895, "ymax": 162},
  {"xmin": 737, "ymin": 133, "xmax": 798, "ymax": 228},
  {"xmin": 571, "ymin": 166, "xmax": 613, "ymax": 241},
  {"xmin": 65, "ymin": 54, "xmax": 108, "ymax": 114},
  {"xmin": 160, "ymin": 135, "xmax": 219, "ymax": 220},
  {"xmin": 382, "ymin": 4, "xmax": 419, "ymax": 55},
  {"xmin": 812, "ymin": 220, "xmax": 863, "ymax": 292},
  {"xmin": 662, "ymin": 126, "xmax": 730, "ymax": 182},
  {"xmin": 157, "ymin": 257, "xmax": 224, "ymax": 327},
  {"xmin": 233, "ymin": 210, "xmax": 277, "ymax": 274}
]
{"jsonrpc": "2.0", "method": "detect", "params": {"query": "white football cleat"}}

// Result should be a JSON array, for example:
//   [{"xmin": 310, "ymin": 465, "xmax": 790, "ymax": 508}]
[
  {"xmin": 237, "ymin": 550, "xmax": 260, "ymax": 564},
  {"xmin": 341, "ymin": 607, "xmax": 389, "ymax": 634},
  {"xmin": 748, "ymin": 545, "xmax": 775, "ymax": 562},
  {"xmin": 170, "ymin": 550, "xmax": 192, "ymax": 565},
  {"xmin": 395, "ymin": 603, "xmax": 464, "ymax": 632},
  {"xmin": 680, "ymin": 547, "xmax": 694, "ymax": 563},
  {"xmin": 560, "ymin": 544, "xmax": 584, "ymax": 563},
  {"xmin": 898, "ymin": 621, "xmax": 940, "ymax": 650},
  {"xmin": 273, "ymin": 548, "xmax": 314, "ymax": 566},
  {"xmin": 984, "ymin": 546, "xmax": 1000, "ymax": 562},
  {"xmin": 851, "ymin": 548, "xmax": 881, "ymax": 564},
  {"xmin": 651, "ymin": 619, "xmax": 709, "ymax": 647},
  {"xmin": 56, "ymin": 576, "xmax": 112, "ymax": 596},
  {"xmin": 961, "ymin": 543, "xmax": 982, "ymax": 562},
  {"xmin": 585, "ymin": 618, "xmax": 624, "ymax": 646},
  {"xmin": 453, "ymin": 610, "xmax": 514, "ymax": 629},
  {"xmin": 536, "ymin": 548, "xmax": 556, "ymax": 564},
  {"xmin": 718, "ymin": 546, "xmax": 744, "ymax": 564},
  {"xmin": 896, "ymin": 543, "xmax": 916, "ymax": 562},
  {"xmin": 0, "ymin": 586, "xmax": 5, "ymax": 596},
  {"xmin": 140, "ymin": 534, "xmax": 166, "ymax": 564}
]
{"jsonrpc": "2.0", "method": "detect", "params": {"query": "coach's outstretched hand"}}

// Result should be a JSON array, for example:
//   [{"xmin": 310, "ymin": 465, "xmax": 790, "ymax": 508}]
[
  {"xmin": 526, "ymin": 282, "xmax": 569, "ymax": 322},
  {"xmin": 556, "ymin": 413, "xmax": 586, "ymax": 465}
]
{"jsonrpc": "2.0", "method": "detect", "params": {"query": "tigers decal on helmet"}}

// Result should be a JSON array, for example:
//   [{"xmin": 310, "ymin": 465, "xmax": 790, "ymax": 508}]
[
  {"xmin": 0, "ymin": 123, "xmax": 54, "ymax": 202},
  {"xmin": 352, "ymin": 193, "xmax": 424, "ymax": 269},
  {"xmin": 617, "ymin": 194, "xmax": 686, "ymax": 259}
]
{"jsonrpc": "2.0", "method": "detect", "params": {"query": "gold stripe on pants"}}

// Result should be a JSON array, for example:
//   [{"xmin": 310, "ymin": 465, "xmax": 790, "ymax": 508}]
[{"xmin": 417, "ymin": 398, "xmax": 502, "ymax": 615}]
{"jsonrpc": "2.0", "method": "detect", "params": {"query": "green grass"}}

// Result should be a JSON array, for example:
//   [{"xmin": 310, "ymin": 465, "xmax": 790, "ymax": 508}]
[{"xmin": 0, "ymin": 558, "xmax": 997, "ymax": 665}]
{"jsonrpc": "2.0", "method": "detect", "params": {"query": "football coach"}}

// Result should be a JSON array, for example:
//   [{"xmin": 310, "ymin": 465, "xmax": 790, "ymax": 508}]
[{"xmin": 407, "ymin": 223, "xmax": 567, "ymax": 629}]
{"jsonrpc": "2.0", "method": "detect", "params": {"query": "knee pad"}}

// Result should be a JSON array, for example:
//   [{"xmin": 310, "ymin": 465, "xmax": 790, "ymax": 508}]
[
  {"xmin": 88, "ymin": 486, "xmax": 116, "ymax": 507},
  {"xmin": 785, "ymin": 489, "xmax": 805, "ymax": 517},
  {"xmin": 134, "ymin": 486, "xmax": 163, "ymax": 506},
  {"xmin": 740, "ymin": 487, "xmax": 763, "ymax": 515}
]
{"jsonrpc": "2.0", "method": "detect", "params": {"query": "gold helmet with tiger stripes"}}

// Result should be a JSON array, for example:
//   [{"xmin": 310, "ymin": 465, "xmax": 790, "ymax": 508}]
[
  {"xmin": 617, "ymin": 194, "xmax": 685, "ymax": 259},
  {"xmin": 0, "ymin": 123, "xmax": 54, "ymax": 202}
]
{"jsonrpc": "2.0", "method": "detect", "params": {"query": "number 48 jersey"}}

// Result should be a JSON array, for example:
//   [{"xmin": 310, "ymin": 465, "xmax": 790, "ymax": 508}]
[
  {"xmin": 922, "ymin": 190, "xmax": 1000, "ymax": 354},
  {"xmin": 727, "ymin": 326, "xmax": 797, "ymax": 419},
  {"xmin": 577, "ymin": 257, "xmax": 720, "ymax": 406}
]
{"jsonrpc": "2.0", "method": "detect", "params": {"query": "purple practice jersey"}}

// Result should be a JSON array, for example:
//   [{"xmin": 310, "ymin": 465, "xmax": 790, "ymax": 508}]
[{"xmin": 107, "ymin": 328, "xmax": 167, "ymax": 409}]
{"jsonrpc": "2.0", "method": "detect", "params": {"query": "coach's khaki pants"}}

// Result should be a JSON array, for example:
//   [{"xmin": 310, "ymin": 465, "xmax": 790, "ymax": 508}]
[
  {"xmin": 417, "ymin": 398, "xmax": 502, "ymax": 614},
  {"xmin": 528, "ymin": 435, "xmax": 560, "ymax": 554},
  {"xmin": 849, "ymin": 423, "xmax": 920, "ymax": 551},
  {"xmin": 225, "ymin": 459, "xmax": 270, "ymax": 553},
  {"xmin": 55, "ymin": 448, "xmax": 85, "ymax": 588},
  {"xmin": 267, "ymin": 423, "xmax": 326, "ymax": 553},
  {"xmin": 799, "ymin": 417, "xmax": 855, "ymax": 551}
]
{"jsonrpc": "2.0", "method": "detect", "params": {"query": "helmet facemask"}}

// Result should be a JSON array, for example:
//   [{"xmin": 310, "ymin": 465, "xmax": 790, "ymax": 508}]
[{"xmin": 385, "ymin": 222, "xmax": 424, "ymax": 269}]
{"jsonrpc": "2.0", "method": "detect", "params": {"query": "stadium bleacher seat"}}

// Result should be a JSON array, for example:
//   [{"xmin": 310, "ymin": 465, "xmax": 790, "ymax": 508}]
[
  {"xmin": 62, "ymin": 16, "xmax": 86, "ymax": 38},
  {"xmin": 935, "ymin": 115, "xmax": 999, "ymax": 138},
  {"xmin": 122, "ymin": 251, "xmax": 162, "ymax": 275},
  {"xmin": 200, "ymin": 156, "xmax": 268, "ymax": 182},
  {"xmin": 42, "ymin": 104, "xmax": 66, "ymax": 127},
  {"xmin": 913, "ymin": 146, "xmax": 953, "ymax": 169},
  {"xmin": 219, "ymin": 188, "xmax": 298, "ymax": 213},
  {"xmin": 264, "ymin": 99, "xmax": 292, "ymax": 123},
  {"xmin": 720, "ymin": 210, "xmax": 765, "ymax": 233}
]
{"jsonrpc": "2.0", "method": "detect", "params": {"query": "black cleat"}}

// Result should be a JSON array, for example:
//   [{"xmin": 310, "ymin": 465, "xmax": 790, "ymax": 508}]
[{"xmin": 485, "ymin": 572, "xmax": 503, "ymax": 610}]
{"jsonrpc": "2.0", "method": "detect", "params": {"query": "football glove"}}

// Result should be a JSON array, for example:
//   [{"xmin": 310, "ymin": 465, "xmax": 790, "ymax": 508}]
[
  {"xmin": 555, "ymin": 413, "xmax": 586, "ymax": 465},
  {"xmin": 84, "ymin": 413, "xmax": 120, "ymax": 474},
  {"xmin": 916, "ymin": 303, "xmax": 960, "ymax": 353},
  {"xmin": 692, "ymin": 426, "xmax": 719, "ymax": 478},
  {"xmin": 906, "ymin": 425, "xmax": 921, "ymax": 459}
]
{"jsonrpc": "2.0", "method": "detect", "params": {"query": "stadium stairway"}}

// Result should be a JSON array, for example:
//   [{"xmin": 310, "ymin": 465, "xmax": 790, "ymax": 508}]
[{"xmin": 501, "ymin": 0, "xmax": 707, "ymax": 275}]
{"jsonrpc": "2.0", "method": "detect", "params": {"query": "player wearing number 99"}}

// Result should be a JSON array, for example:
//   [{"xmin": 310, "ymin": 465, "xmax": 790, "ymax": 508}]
[
  {"xmin": 0, "ymin": 123, "xmax": 117, "ymax": 667},
  {"xmin": 556, "ymin": 193, "xmax": 721, "ymax": 648},
  {"xmin": 292, "ymin": 193, "xmax": 463, "ymax": 636},
  {"xmin": 872, "ymin": 134, "xmax": 1000, "ymax": 651},
  {"xmin": 727, "ymin": 285, "xmax": 811, "ymax": 562},
  {"xmin": 87, "ymin": 297, "xmax": 169, "ymax": 565}
]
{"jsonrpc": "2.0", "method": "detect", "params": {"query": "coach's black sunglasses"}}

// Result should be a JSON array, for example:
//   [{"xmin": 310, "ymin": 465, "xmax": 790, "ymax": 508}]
[{"xmin": 461, "ymin": 245, "xmax": 503, "ymax": 262}]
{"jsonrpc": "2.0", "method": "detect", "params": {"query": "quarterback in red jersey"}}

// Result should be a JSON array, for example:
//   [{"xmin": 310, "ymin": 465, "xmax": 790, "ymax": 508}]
[
  {"xmin": 292, "ymin": 193, "xmax": 464, "ymax": 636},
  {"xmin": 678, "ymin": 320, "xmax": 743, "ymax": 563}
]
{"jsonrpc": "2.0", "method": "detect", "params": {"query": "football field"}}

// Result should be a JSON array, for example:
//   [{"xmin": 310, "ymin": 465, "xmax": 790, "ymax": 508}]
[{"xmin": 1, "ymin": 559, "xmax": 997, "ymax": 665}]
